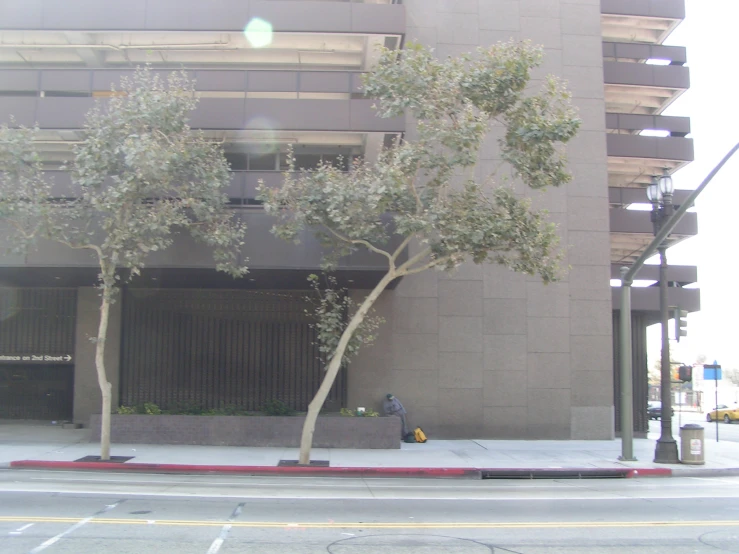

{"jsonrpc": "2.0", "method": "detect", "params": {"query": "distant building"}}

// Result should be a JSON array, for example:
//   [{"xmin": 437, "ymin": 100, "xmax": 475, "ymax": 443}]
[{"xmin": 693, "ymin": 366, "xmax": 739, "ymax": 408}]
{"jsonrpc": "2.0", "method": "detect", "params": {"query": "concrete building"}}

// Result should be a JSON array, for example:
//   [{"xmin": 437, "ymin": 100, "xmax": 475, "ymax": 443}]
[{"xmin": 0, "ymin": 0, "xmax": 698, "ymax": 439}]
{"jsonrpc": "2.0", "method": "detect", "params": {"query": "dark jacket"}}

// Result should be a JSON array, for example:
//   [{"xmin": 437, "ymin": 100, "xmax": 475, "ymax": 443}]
[{"xmin": 383, "ymin": 397, "xmax": 406, "ymax": 416}]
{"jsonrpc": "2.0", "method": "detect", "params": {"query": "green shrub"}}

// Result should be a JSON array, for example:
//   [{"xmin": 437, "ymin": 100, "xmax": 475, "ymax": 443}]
[
  {"xmin": 143, "ymin": 402, "xmax": 162, "ymax": 415},
  {"xmin": 260, "ymin": 399, "xmax": 295, "ymax": 416},
  {"xmin": 117, "ymin": 402, "xmax": 253, "ymax": 416},
  {"xmin": 340, "ymin": 407, "xmax": 379, "ymax": 417}
]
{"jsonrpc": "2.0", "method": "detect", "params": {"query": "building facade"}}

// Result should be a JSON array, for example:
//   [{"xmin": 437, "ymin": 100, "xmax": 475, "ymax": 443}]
[{"xmin": 0, "ymin": 0, "xmax": 698, "ymax": 439}]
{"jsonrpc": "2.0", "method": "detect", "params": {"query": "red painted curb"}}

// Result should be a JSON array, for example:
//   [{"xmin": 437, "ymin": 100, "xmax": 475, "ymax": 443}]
[
  {"xmin": 8, "ymin": 460, "xmax": 675, "ymax": 478},
  {"xmin": 625, "ymin": 468, "xmax": 673, "ymax": 478},
  {"xmin": 9, "ymin": 460, "xmax": 478, "ymax": 478}
]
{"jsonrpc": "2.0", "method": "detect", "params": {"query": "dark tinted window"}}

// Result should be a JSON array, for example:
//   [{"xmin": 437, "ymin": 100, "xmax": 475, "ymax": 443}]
[
  {"xmin": 294, "ymin": 154, "xmax": 321, "ymax": 170},
  {"xmin": 225, "ymin": 153, "xmax": 247, "ymax": 170},
  {"xmin": 248, "ymin": 153, "xmax": 277, "ymax": 171}
]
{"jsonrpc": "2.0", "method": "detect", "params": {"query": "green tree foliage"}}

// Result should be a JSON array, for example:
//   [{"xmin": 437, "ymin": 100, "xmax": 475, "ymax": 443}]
[
  {"xmin": 305, "ymin": 274, "xmax": 384, "ymax": 368},
  {"xmin": 258, "ymin": 41, "xmax": 581, "ymax": 464},
  {"xmin": 0, "ymin": 68, "xmax": 248, "ymax": 460}
]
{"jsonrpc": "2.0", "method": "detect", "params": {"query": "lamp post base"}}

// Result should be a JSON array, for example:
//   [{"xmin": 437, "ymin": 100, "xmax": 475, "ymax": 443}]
[{"xmin": 654, "ymin": 438, "xmax": 679, "ymax": 464}]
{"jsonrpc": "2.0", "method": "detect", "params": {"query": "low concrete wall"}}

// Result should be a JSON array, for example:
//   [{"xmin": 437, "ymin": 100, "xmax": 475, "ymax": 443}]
[{"xmin": 89, "ymin": 414, "xmax": 400, "ymax": 449}]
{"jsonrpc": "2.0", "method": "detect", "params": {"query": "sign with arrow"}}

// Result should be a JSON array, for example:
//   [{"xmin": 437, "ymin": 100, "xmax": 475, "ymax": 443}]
[{"xmin": 0, "ymin": 354, "xmax": 73, "ymax": 364}]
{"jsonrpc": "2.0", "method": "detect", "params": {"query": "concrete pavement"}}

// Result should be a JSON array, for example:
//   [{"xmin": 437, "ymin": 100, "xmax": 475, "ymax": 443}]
[{"xmin": 2, "ymin": 419, "xmax": 739, "ymax": 478}]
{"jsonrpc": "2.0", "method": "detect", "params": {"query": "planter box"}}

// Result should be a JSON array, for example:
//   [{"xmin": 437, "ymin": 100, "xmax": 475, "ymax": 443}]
[{"xmin": 89, "ymin": 414, "xmax": 400, "ymax": 449}]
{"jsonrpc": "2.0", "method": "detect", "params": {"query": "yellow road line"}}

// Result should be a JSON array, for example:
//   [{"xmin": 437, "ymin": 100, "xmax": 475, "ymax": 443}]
[{"xmin": 1, "ymin": 517, "xmax": 739, "ymax": 529}]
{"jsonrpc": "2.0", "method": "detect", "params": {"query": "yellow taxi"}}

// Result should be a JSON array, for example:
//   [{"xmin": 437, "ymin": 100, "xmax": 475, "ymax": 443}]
[{"xmin": 706, "ymin": 404, "xmax": 739, "ymax": 423}]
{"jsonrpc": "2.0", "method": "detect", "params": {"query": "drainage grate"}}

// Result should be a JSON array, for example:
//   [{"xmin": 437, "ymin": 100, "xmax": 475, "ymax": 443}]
[
  {"xmin": 481, "ymin": 469, "xmax": 629, "ymax": 480},
  {"xmin": 277, "ymin": 459, "xmax": 330, "ymax": 467}
]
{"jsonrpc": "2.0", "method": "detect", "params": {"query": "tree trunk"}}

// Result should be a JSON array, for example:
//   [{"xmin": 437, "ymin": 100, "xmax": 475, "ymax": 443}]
[
  {"xmin": 298, "ymin": 271, "xmax": 397, "ymax": 465},
  {"xmin": 96, "ymin": 286, "xmax": 113, "ymax": 461}
]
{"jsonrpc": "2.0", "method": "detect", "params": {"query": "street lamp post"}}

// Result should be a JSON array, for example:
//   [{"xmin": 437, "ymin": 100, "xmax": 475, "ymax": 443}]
[{"xmin": 649, "ymin": 169, "xmax": 679, "ymax": 464}]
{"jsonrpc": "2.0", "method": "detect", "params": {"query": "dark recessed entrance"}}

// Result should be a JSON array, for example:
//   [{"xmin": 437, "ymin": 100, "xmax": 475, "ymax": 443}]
[
  {"xmin": 0, "ymin": 288, "xmax": 77, "ymax": 421},
  {"xmin": 0, "ymin": 365, "xmax": 74, "ymax": 420}
]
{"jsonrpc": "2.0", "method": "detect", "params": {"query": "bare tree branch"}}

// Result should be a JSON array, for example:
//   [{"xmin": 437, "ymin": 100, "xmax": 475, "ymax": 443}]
[
  {"xmin": 396, "ymin": 245, "xmax": 432, "ymax": 273},
  {"xmin": 400, "ymin": 256, "xmax": 450, "ymax": 277},
  {"xmin": 391, "ymin": 234, "xmax": 415, "ymax": 263},
  {"xmin": 324, "ymin": 225, "xmax": 394, "ymax": 264}
]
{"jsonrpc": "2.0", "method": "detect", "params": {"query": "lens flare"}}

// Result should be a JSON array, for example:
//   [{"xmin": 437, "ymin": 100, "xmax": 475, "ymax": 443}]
[
  {"xmin": 244, "ymin": 18, "xmax": 273, "ymax": 48},
  {"xmin": 245, "ymin": 117, "xmax": 280, "ymax": 153}
]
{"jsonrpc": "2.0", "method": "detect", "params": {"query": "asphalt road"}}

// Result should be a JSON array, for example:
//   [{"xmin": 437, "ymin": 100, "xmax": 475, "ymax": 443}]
[
  {"xmin": 650, "ymin": 410, "xmax": 739, "ymax": 443},
  {"xmin": 1, "ymin": 470, "xmax": 739, "ymax": 553}
]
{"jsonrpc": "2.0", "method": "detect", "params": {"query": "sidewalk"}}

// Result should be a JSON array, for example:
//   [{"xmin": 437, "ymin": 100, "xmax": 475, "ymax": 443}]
[{"xmin": 2, "ymin": 421, "xmax": 739, "ymax": 479}]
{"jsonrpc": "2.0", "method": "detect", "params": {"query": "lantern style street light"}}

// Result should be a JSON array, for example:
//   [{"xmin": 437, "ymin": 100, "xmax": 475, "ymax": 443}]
[{"xmin": 649, "ymin": 168, "xmax": 679, "ymax": 464}]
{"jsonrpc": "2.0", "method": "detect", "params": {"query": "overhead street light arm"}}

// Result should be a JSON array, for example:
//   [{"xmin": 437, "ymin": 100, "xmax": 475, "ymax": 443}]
[
  {"xmin": 622, "ymin": 141, "xmax": 739, "ymax": 286},
  {"xmin": 619, "ymin": 140, "xmax": 739, "ymax": 462}
]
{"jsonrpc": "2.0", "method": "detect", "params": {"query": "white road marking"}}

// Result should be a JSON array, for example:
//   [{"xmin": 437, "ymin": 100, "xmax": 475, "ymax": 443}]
[
  {"xmin": 205, "ymin": 502, "xmax": 244, "ymax": 554},
  {"xmin": 28, "ymin": 517, "xmax": 93, "ymax": 552},
  {"xmin": 8, "ymin": 522, "xmax": 34, "ymax": 535},
  {"xmin": 28, "ymin": 501, "xmax": 121, "ymax": 553}
]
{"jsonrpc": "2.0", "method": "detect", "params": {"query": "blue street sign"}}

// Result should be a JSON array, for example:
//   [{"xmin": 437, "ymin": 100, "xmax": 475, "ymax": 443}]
[
  {"xmin": 704, "ymin": 361, "xmax": 722, "ymax": 381},
  {"xmin": 704, "ymin": 367, "xmax": 722, "ymax": 380}
]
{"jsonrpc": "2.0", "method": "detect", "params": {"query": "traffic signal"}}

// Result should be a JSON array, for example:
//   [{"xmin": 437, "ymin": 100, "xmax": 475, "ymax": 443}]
[
  {"xmin": 673, "ymin": 308, "xmax": 688, "ymax": 342},
  {"xmin": 678, "ymin": 365, "xmax": 692, "ymax": 382}
]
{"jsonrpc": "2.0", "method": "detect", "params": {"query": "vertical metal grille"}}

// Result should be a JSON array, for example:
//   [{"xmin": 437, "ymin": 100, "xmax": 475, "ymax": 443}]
[
  {"xmin": 120, "ymin": 289, "xmax": 347, "ymax": 412},
  {"xmin": 0, "ymin": 288, "xmax": 77, "ymax": 420},
  {"xmin": 613, "ymin": 311, "xmax": 649, "ymax": 434},
  {"xmin": 0, "ymin": 288, "xmax": 77, "ymax": 355}
]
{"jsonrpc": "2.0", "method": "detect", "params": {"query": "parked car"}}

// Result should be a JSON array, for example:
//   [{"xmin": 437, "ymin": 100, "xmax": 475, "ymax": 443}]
[
  {"xmin": 706, "ymin": 404, "xmax": 739, "ymax": 423},
  {"xmin": 647, "ymin": 401, "xmax": 674, "ymax": 420}
]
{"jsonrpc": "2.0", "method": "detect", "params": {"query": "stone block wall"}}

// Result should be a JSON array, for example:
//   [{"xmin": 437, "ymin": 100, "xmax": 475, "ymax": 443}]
[{"xmin": 347, "ymin": 0, "xmax": 614, "ymax": 440}]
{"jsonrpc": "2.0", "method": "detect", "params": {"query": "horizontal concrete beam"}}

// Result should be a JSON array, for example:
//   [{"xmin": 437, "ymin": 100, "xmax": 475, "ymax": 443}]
[
  {"xmin": 607, "ymin": 134, "xmax": 694, "ymax": 162},
  {"xmin": 0, "ymin": 0, "xmax": 406, "ymax": 34},
  {"xmin": 604, "ymin": 61, "xmax": 690, "ymax": 90},
  {"xmin": 0, "ymin": 97, "xmax": 404, "ymax": 134},
  {"xmin": 603, "ymin": 42, "xmax": 687, "ymax": 65},
  {"xmin": 609, "ymin": 187, "xmax": 692, "ymax": 207},
  {"xmin": 610, "ymin": 209, "xmax": 697, "ymax": 237},
  {"xmin": 612, "ymin": 286, "xmax": 700, "ymax": 313},
  {"xmin": 0, "ymin": 69, "xmax": 366, "ymax": 95},
  {"xmin": 35, "ymin": 170, "xmax": 367, "ymax": 203},
  {"xmin": 610, "ymin": 263, "xmax": 697, "ymax": 284},
  {"xmin": 601, "ymin": 0, "xmax": 685, "ymax": 20},
  {"xmin": 606, "ymin": 113, "xmax": 690, "ymax": 135},
  {"xmin": 0, "ymin": 210, "xmax": 405, "ymax": 275}
]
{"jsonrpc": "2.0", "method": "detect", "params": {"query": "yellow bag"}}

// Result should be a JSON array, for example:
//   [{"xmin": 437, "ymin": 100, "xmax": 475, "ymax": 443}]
[{"xmin": 414, "ymin": 426, "xmax": 427, "ymax": 443}]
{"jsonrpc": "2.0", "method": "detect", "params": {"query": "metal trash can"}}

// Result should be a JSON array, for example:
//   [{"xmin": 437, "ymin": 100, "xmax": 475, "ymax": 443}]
[{"xmin": 680, "ymin": 424, "xmax": 705, "ymax": 465}]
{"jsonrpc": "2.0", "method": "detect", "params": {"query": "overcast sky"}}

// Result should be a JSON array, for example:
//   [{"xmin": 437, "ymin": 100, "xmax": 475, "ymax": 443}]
[{"xmin": 644, "ymin": 0, "xmax": 739, "ymax": 368}]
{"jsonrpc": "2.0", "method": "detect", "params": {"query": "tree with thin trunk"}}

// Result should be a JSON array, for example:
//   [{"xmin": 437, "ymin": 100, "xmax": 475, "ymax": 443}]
[
  {"xmin": 0, "ymin": 68, "xmax": 248, "ymax": 460},
  {"xmin": 258, "ymin": 41, "xmax": 581, "ymax": 465}
]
